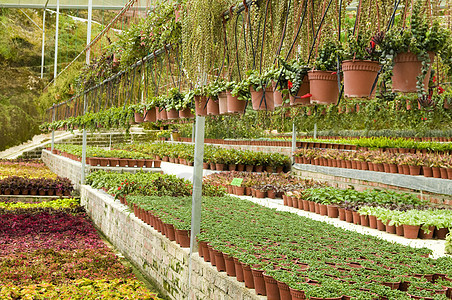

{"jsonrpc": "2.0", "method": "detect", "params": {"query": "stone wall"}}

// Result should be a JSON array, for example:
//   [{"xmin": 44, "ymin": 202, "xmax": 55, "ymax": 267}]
[{"xmin": 81, "ymin": 186, "xmax": 264, "ymax": 300}]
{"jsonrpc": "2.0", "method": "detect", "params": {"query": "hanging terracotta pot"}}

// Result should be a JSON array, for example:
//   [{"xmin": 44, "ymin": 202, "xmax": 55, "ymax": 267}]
[
  {"xmin": 392, "ymin": 51, "xmax": 435, "ymax": 93},
  {"xmin": 290, "ymin": 76, "xmax": 311, "ymax": 105},
  {"xmin": 194, "ymin": 95, "xmax": 208, "ymax": 116},
  {"xmin": 342, "ymin": 60, "xmax": 380, "ymax": 98},
  {"xmin": 179, "ymin": 107, "xmax": 194, "ymax": 118},
  {"xmin": 308, "ymin": 70, "xmax": 339, "ymax": 105},
  {"xmin": 272, "ymin": 81, "xmax": 286, "ymax": 107},
  {"xmin": 166, "ymin": 108, "xmax": 179, "ymax": 120},
  {"xmin": 250, "ymin": 86, "xmax": 275, "ymax": 111},
  {"xmin": 144, "ymin": 108, "xmax": 156, "ymax": 122},
  {"xmin": 206, "ymin": 98, "xmax": 220, "ymax": 115},
  {"xmin": 157, "ymin": 107, "xmax": 167, "ymax": 120},
  {"xmin": 134, "ymin": 112, "xmax": 144, "ymax": 123},
  {"xmin": 226, "ymin": 91, "xmax": 246, "ymax": 113},
  {"xmin": 218, "ymin": 92, "xmax": 228, "ymax": 114}
]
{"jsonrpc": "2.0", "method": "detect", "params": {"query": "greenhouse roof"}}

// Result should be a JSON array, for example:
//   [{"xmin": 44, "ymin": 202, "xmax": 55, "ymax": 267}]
[{"xmin": 0, "ymin": 0, "xmax": 147, "ymax": 10}]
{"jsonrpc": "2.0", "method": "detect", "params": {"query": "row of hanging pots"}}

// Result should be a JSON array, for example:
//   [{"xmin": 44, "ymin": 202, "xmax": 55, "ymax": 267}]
[
  {"xmin": 194, "ymin": 92, "xmax": 247, "ymax": 116},
  {"xmin": 134, "ymin": 106, "xmax": 195, "ymax": 123}
]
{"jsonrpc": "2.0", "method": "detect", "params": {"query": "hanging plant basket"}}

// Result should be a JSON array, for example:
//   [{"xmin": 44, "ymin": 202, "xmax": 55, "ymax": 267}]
[
  {"xmin": 134, "ymin": 112, "xmax": 144, "ymax": 123},
  {"xmin": 166, "ymin": 108, "xmax": 179, "ymax": 120},
  {"xmin": 308, "ymin": 70, "xmax": 339, "ymax": 105},
  {"xmin": 194, "ymin": 95, "xmax": 208, "ymax": 116},
  {"xmin": 158, "ymin": 108, "xmax": 168, "ymax": 120},
  {"xmin": 226, "ymin": 91, "xmax": 246, "ymax": 114},
  {"xmin": 342, "ymin": 60, "xmax": 380, "ymax": 98},
  {"xmin": 250, "ymin": 86, "xmax": 275, "ymax": 111},
  {"xmin": 272, "ymin": 81, "xmax": 286, "ymax": 107},
  {"xmin": 218, "ymin": 92, "xmax": 228, "ymax": 114},
  {"xmin": 392, "ymin": 51, "xmax": 435, "ymax": 93},
  {"xmin": 207, "ymin": 98, "xmax": 220, "ymax": 115},
  {"xmin": 290, "ymin": 76, "xmax": 311, "ymax": 105},
  {"xmin": 179, "ymin": 108, "xmax": 194, "ymax": 119},
  {"xmin": 144, "ymin": 109, "xmax": 156, "ymax": 122}
]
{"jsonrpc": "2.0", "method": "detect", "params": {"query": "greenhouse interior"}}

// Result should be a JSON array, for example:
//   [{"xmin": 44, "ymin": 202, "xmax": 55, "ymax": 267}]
[{"xmin": 1, "ymin": 0, "xmax": 452, "ymax": 299}]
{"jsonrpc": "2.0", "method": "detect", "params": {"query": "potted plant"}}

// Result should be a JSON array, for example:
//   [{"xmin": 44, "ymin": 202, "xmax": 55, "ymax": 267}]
[
  {"xmin": 381, "ymin": 0, "xmax": 450, "ymax": 95},
  {"xmin": 308, "ymin": 39, "xmax": 341, "ymax": 105},
  {"xmin": 229, "ymin": 80, "xmax": 249, "ymax": 114},
  {"xmin": 164, "ymin": 88, "xmax": 184, "ymax": 119},
  {"xmin": 278, "ymin": 58, "xmax": 311, "ymax": 105},
  {"xmin": 245, "ymin": 70, "xmax": 275, "ymax": 111},
  {"xmin": 341, "ymin": 30, "xmax": 382, "ymax": 98}
]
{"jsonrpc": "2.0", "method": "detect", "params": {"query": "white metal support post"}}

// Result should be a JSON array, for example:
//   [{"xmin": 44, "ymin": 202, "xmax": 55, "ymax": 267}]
[
  {"xmin": 81, "ymin": 0, "xmax": 93, "ymax": 185},
  {"xmin": 41, "ymin": 0, "xmax": 49, "ymax": 79},
  {"xmin": 314, "ymin": 123, "xmax": 317, "ymax": 139},
  {"xmin": 51, "ymin": 104, "xmax": 56, "ymax": 151},
  {"xmin": 187, "ymin": 116, "xmax": 205, "ymax": 297},
  {"xmin": 53, "ymin": 0, "xmax": 59, "ymax": 82},
  {"xmin": 291, "ymin": 122, "xmax": 297, "ymax": 165}
]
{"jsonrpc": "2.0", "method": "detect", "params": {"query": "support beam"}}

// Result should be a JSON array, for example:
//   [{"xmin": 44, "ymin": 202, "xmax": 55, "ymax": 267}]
[
  {"xmin": 81, "ymin": 95, "xmax": 88, "ymax": 185},
  {"xmin": 50, "ymin": 104, "xmax": 55, "ymax": 151},
  {"xmin": 291, "ymin": 122, "xmax": 297, "ymax": 165},
  {"xmin": 53, "ymin": 0, "xmax": 59, "ymax": 83},
  {"xmin": 314, "ymin": 123, "xmax": 317, "ymax": 139},
  {"xmin": 40, "ymin": 0, "xmax": 49, "ymax": 79},
  {"xmin": 86, "ymin": 0, "xmax": 93, "ymax": 64},
  {"xmin": 188, "ymin": 116, "xmax": 205, "ymax": 295}
]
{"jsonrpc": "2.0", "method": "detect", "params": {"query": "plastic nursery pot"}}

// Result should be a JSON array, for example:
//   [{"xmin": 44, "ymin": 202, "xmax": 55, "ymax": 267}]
[
  {"xmin": 206, "ymin": 98, "xmax": 220, "ymax": 115},
  {"xmin": 307, "ymin": 70, "xmax": 339, "ymax": 105},
  {"xmin": 250, "ymin": 86, "xmax": 275, "ymax": 111},
  {"xmin": 392, "ymin": 51, "xmax": 435, "ymax": 93},
  {"xmin": 403, "ymin": 224, "xmax": 420, "ymax": 239},
  {"xmin": 218, "ymin": 92, "xmax": 228, "ymax": 114},
  {"xmin": 194, "ymin": 95, "xmax": 208, "ymax": 116},
  {"xmin": 342, "ymin": 60, "xmax": 380, "ymax": 98},
  {"xmin": 226, "ymin": 91, "xmax": 246, "ymax": 114}
]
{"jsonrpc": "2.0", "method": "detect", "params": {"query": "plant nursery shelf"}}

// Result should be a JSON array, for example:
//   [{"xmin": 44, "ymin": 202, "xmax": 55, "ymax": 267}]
[{"xmin": 293, "ymin": 164, "xmax": 452, "ymax": 197}]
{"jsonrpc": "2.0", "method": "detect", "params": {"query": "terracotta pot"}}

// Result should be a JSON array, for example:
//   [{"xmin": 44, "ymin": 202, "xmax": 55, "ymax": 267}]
[
  {"xmin": 136, "ymin": 159, "xmax": 145, "ymax": 168},
  {"xmin": 326, "ymin": 205, "xmax": 339, "ymax": 218},
  {"xmin": 392, "ymin": 51, "xmax": 435, "ymax": 93},
  {"xmin": 194, "ymin": 95, "xmax": 208, "ymax": 116},
  {"xmin": 403, "ymin": 224, "xmax": 420, "ymax": 239},
  {"xmin": 214, "ymin": 249, "xmax": 226, "ymax": 272},
  {"xmin": 175, "ymin": 229, "xmax": 190, "ymax": 247},
  {"xmin": 202, "ymin": 242, "xmax": 211, "ymax": 262},
  {"xmin": 302, "ymin": 200, "xmax": 310, "ymax": 211},
  {"xmin": 419, "ymin": 226, "xmax": 435, "ymax": 239},
  {"xmin": 440, "ymin": 167, "xmax": 448, "ymax": 179},
  {"xmin": 255, "ymin": 190, "xmax": 266, "ymax": 198},
  {"xmin": 223, "ymin": 253, "xmax": 236, "ymax": 277},
  {"xmin": 309, "ymin": 201, "xmax": 316, "ymax": 212},
  {"xmin": 215, "ymin": 163, "xmax": 224, "ymax": 171},
  {"xmin": 263, "ymin": 273, "xmax": 280, "ymax": 300},
  {"xmin": 202, "ymin": 162, "xmax": 209, "ymax": 169},
  {"xmin": 217, "ymin": 92, "xmax": 229, "ymax": 114},
  {"xmin": 345, "ymin": 209, "xmax": 353, "ymax": 223},
  {"xmin": 251, "ymin": 268, "xmax": 266, "ymax": 296},
  {"xmin": 237, "ymin": 164, "xmax": 245, "ymax": 171},
  {"xmin": 198, "ymin": 241, "xmax": 207, "ymax": 258},
  {"xmin": 369, "ymin": 215, "xmax": 378, "ymax": 229},
  {"xmin": 255, "ymin": 165, "xmax": 263, "ymax": 172},
  {"xmin": 385, "ymin": 221, "xmax": 396, "ymax": 234},
  {"xmin": 360, "ymin": 214, "xmax": 369, "ymax": 227},
  {"xmin": 409, "ymin": 165, "xmax": 422, "ymax": 176},
  {"xmin": 166, "ymin": 223, "xmax": 176, "ymax": 241},
  {"xmin": 272, "ymin": 81, "xmax": 285, "ymax": 107},
  {"xmin": 308, "ymin": 70, "xmax": 339, "ymax": 105},
  {"xmin": 234, "ymin": 258, "xmax": 244, "ymax": 282},
  {"xmin": 235, "ymin": 186, "xmax": 245, "ymax": 196},
  {"xmin": 89, "ymin": 157, "xmax": 99, "ymax": 166},
  {"xmin": 342, "ymin": 60, "xmax": 380, "ymax": 98},
  {"xmin": 338, "ymin": 208, "xmax": 346, "ymax": 221},
  {"xmin": 277, "ymin": 280, "xmax": 291, "ymax": 300},
  {"xmin": 377, "ymin": 219, "xmax": 386, "ymax": 231},
  {"xmin": 109, "ymin": 158, "xmax": 119, "ymax": 167},
  {"xmin": 267, "ymin": 190, "xmax": 276, "ymax": 199},
  {"xmin": 396, "ymin": 225, "xmax": 404, "ymax": 236},
  {"xmin": 242, "ymin": 263, "xmax": 254, "ymax": 288},
  {"xmin": 389, "ymin": 164, "xmax": 399, "ymax": 174},
  {"xmin": 226, "ymin": 91, "xmax": 246, "ymax": 114},
  {"xmin": 179, "ymin": 107, "xmax": 194, "ymax": 119},
  {"xmin": 144, "ymin": 109, "xmax": 157, "ymax": 122},
  {"xmin": 289, "ymin": 287, "xmax": 306, "ymax": 300},
  {"xmin": 432, "ymin": 167, "xmax": 441, "ymax": 178},
  {"xmin": 207, "ymin": 244, "xmax": 216, "ymax": 266},
  {"xmin": 319, "ymin": 204, "xmax": 328, "ymax": 216},
  {"xmin": 245, "ymin": 165, "xmax": 254, "ymax": 172},
  {"xmin": 250, "ymin": 86, "xmax": 275, "ymax": 111},
  {"xmin": 134, "ymin": 112, "xmax": 144, "ymax": 123},
  {"xmin": 352, "ymin": 211, "xmax": 361, "ymax": 225},
  {"xmin": 210, "ymin": 163, "xmax": 216, "ymax": 170},
  {"xmin": 207, "ymin": 98, "xmax": 220, "ymax": 115},
  {"xmin": 289, "ymin": 76, "xmax": 311, "ymax": 105},
  {"xmin": 158, "ymin": 108, "xmax": 168, "ymax": 120},
  {"xmin": 435, "ymin": 228, "xmax": 449, "ymax": 239}
]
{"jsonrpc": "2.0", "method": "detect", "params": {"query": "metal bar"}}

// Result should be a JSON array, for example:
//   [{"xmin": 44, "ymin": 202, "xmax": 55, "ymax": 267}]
[
  {"xmin": 81, "ymin": 95, "xmax": 88, "ymax": 185},
  {"xmin": 51, "ymin": 105, "xmax": 55, "ymax": 151},
  {"xmin": 86, "ymin": 0, "xmax": 93, "ymax": 64},
  {"xmin": 314, "ymin": 123, "xmax": 317, "ymax": 139},
  {"xmin": 291, "ymin": 122, "xmax": 297, "ymax": 165},
  {"xmin": 53, "ymin": 0, "xmax": 59, "ymax": 84},
  {"xmin": 188, "ymin": 116, "xmax": 206, "ymax": 294},
  {"xmin": 20, "ymin": 9, "xmax": 42, "ymax": 30}
]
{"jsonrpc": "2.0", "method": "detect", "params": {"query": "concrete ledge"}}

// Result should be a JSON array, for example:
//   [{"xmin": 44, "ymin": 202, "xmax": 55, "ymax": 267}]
[
  {"xmin": 81, "ymin": 185, "xmax": 266, "ymax": 300},
  {"xmin": 294, "ymin": 163, "xmax": 452, "ymax": 197}
]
